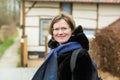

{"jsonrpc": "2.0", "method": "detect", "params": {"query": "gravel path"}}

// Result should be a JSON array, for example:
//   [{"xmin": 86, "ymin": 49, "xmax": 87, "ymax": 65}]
[
  {"xmin": 0, "ymin": 31, "xmax": 38, "ymax": 80},
  {"xmin": 0, "ymin": 68, "xmax": 37, "ymax": 80},
  {"xmin": 0, "ymin": 37, "xmax": 20, "ymax": 68}
]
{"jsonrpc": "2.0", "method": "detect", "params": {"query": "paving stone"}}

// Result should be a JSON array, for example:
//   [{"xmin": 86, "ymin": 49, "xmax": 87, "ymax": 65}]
[{"xmin": 0, "ymin": 68, "xmax": 38, "ymax": 80}]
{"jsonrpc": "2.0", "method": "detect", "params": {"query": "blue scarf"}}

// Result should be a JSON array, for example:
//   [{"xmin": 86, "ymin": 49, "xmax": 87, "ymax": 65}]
[{"xmin": 32, "ymin": 42, "xmax": 82, "ymax": 80}]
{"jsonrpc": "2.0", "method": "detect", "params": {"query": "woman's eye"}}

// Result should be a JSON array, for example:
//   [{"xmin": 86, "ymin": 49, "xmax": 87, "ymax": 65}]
[
  {"xmin": 53, "ymin": 28, "xmax": 59, "ymax": 31},
  {"xmin": 61, "ymin": 27, "xmax": 67, "ymax": 30}
]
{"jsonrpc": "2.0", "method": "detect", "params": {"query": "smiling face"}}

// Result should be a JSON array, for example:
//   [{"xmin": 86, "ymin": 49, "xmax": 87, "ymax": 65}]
[{"xmin": 53, "ymin": 19, "xmax": 72, "ymax": 44}]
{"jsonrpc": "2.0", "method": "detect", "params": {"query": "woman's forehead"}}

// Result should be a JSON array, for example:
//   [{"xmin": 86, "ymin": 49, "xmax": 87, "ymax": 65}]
[{"xmin": 53, "ymin": 19, "xmax": 69, "ymax": 27}]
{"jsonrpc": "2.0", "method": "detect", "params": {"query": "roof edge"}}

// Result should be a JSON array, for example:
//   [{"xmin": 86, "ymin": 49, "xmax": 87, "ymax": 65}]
[{"xmin": 25, "ymin": 0, "xmax": 120, "ymax": 4}]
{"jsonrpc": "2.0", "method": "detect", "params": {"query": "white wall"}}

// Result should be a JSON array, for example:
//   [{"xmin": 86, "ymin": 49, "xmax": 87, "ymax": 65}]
[
  {"xmin": 73, "ymin": 3, "xmax": 120, "ymax": 29},
  {"xmin": 98, "ymin": 4, "xmax": 120, "ymax": 28},
  {"xmin": 26, "ymin": 8, "xmax": 59, "ymax": 16},
  {"xmin": 23, "ymin": 2, "xmax": 120, "ymax": 49},
  {"xmin": 25, "ymin": 27, "xmax": 39, "ymax": 46},
  {"xmin": 26, "ymin": 2, "xmax": 59, "ymax": 16},
  {"xmin": 73, "ymin": 3, "xmax": 97, "ymax": 29},
  {"xmin": 26, "ymin": 17, "xmax": 39, "ymax": 26},
  {"xmin": 25, "ymin": 2, "xmax": 60, "ymax": 48}
]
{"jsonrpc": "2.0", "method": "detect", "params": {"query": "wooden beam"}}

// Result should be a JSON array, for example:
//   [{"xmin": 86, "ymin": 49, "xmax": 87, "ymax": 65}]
[
  {"xmin": 96, "ymin": 3, "xmax": 99, "ymax": 32},
  {"xmin": 22, "ymin": 0, "xmax": 25, "ymax": 36},
  {"xmin": 26, "ymin": 1, "xmax": 37, "ymax": 14},
  {"xmin": 21, "ymin": 0, "xmax": 28, "ymax": 67}
]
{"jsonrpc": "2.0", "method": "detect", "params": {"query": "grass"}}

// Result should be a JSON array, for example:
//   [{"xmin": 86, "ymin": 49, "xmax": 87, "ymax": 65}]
[
  {"xmin": 16, "ymin": 47, "xmax": 22, "ymax": 67},
  {"xmin": 0, "ymin": 31, "xmax": 18, "ymax": 58},
  {"xmin": 16, "ymin": 61, "xmax": 21, "ymax": 67}
]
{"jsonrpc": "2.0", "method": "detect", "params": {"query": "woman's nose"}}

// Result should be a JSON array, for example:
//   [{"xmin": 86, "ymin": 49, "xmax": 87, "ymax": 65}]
[{"xmin": 58, "ymin": 29, "xmax": 63, "ymax": 34}]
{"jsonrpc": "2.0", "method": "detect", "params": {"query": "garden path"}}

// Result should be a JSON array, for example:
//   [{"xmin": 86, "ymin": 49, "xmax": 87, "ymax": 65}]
[{"xmin": 0, "ymin": 37, "xmax": 20, "ymax": 68}]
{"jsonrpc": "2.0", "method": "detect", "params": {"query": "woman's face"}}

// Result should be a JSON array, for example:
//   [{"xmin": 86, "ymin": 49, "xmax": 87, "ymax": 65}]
[{"xmin": 53, "ymin": 19, "xmax": 72, "ymax": 44}]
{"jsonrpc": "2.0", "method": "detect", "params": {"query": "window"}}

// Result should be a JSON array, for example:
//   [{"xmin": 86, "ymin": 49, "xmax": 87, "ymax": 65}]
[
  {"xmin": 84, "ymin": 30, "xmax": 95, "ymax": 36},
  {"xmin": 84, "ymin": 29, "xmax": 95, "ymax": 39},
  {"xmin": 40, "ymin": 19, "xmax": 51, "ymax": 45},
  {"xmin": 61, "ymin": 3, "xmax": 72, "ymax": 14}
]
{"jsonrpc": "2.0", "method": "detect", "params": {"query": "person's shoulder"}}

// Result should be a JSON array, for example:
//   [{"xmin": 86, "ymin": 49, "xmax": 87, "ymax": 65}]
[
  {"xmin": 77, "ymin": 48, "xmax": 88, "ymax": 54},
  {"xmin": 74, "ymin": 48, "xmax": 89, "ymax": 57}
]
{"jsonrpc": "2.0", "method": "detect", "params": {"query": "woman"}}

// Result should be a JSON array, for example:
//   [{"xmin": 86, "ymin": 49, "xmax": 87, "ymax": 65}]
[{"xmin": 32, "ymin": 13, "xmax": 97, "ymax": 80}]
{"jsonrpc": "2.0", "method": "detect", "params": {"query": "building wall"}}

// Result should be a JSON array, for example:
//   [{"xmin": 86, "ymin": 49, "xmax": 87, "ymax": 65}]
[
  {"xmin": 23, "ymin": 2, "xmax": 120, "ymax": 51},
  {"xmin": 24, "ymin": 2, "xmax": 60, "ymax": 51},
  {"xmin": 73, "ymin": 3, "xmax": 97, "ymax": 29},
  {"xmin": 73, "ymin": 3, "xmax": 120, "ymax": 29},
  {"xmin": 26, "ymin": 2, "xmax": 59, "ymax": 16},
  {"xmin": 99, "ymin": 4, "xmax": 120, "ymax": 28}
]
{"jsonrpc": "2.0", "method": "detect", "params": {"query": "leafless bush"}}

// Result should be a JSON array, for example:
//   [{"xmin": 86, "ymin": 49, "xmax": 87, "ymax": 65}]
[
  {"xmin": 0, "ymin": 23, "xmax": 17, "ymax": 41},
  {"xmin": 90, "ymin": 26, "xmax": 120, "ymax": 77}
]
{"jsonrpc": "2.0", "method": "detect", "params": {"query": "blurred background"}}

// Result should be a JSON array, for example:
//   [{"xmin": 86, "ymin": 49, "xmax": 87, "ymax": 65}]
[{"xmin": 0, "ymin": 0, "xmax": 120, "ymax": 80}]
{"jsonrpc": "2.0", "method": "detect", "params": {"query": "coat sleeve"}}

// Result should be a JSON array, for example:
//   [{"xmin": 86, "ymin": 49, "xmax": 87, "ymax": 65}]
[{"xmin": 73, "ymin": 49, "xmax": 93, "ymax": 80}]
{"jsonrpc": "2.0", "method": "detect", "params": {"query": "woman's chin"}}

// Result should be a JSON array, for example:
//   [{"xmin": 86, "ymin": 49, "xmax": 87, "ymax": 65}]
[{"xmin": 58, "ymin": 41, "xmax": 67, "ymax": 44}]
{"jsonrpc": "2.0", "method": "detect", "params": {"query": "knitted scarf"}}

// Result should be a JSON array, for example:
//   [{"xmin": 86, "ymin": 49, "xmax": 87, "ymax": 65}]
[{"xmin": 32, "ymin": 42, "xmax": 82, "ymax": 80}]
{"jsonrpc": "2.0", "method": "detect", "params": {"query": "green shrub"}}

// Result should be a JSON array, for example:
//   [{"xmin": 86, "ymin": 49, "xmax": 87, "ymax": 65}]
[
  {"xmin": 0, "ymin": 31, "xmax": 18, "ymax": 57},
  {"xmin": 0, "ymin": 38, "xmax": 13, "ymax": 57}
]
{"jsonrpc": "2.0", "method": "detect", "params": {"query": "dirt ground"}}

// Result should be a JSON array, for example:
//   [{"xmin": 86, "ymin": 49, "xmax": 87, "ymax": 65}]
[
  {"xmin": 98, "ymin": 70, "xmax": 120, "ymax": 80},
  {"xmin": 28, "ymin": 57, "xmax": 120, "ymax": 80},
  {"xmin": 28, "ymin": 58, "xmax": 45, "ymax": 67}
]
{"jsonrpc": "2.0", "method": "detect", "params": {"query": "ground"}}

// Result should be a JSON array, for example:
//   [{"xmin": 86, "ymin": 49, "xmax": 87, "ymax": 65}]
[
  {"xmin": 28, "ymin": 57, "xmax": 120, "ymax": 80},
  {"xmin": 98, "ymin": 70, "xmax": 120, "ymax": 80}
]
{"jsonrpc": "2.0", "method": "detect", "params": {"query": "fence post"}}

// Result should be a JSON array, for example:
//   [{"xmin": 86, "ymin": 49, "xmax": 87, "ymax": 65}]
[
  {"xmin": 21, "ymin": 35, "xmax": 28, "ymax": 67},
  {"xmin": 44, "ymin": 36, "xmax": 48, "ymax": 57}
]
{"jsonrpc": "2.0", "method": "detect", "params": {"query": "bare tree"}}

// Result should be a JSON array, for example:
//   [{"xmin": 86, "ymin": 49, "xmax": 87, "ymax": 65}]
[{"xmin": 0, "ymin": 0, "xmax": 20, "ymax": 27}]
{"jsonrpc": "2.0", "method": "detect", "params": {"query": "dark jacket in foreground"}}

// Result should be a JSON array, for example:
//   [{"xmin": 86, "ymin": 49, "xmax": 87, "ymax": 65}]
[{"xmin": 48, "ymin": 26, "xmax": 95, "ymax": 80}]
